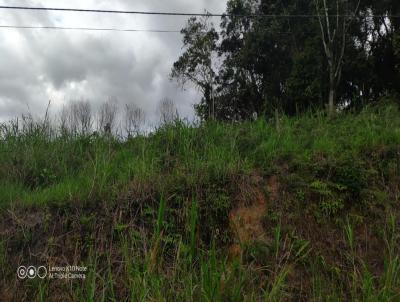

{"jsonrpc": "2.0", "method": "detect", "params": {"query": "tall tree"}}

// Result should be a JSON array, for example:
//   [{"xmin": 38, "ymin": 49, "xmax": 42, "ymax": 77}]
[
  {"xmin": 172, "ymin": 0, "xmax": 398, "ymax": 121},
  {"xmin": 171, "ymin": 15, "xmax": 219, "ymax": 120},
  {"xmin": 314, "ymin": 0, "xmax": 361, "ymax": 115},
  {"xmin": 218, "ymin": 0, "xmax": 323, "ymax": 117},
  {"xmin": 395, "ymin": 32, "xmax": 400, "ymax": 69}
]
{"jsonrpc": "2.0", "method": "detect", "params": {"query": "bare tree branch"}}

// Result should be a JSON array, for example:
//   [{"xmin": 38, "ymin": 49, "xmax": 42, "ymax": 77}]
[
  {"xmin": 124, "ymin": 103, "xmax": 145, "ymax": 137},
  {"xmin": 98, "ymin": 99, "xmax": 118, "ymax": 135},
  {"xmin": 158, "ymin": 98, "xmax": 178, "ymax": 125}
]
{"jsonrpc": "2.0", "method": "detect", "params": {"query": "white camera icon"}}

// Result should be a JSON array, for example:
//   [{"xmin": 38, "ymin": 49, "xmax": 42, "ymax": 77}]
[{"xmin": 17, "ymin": 266, "xmax": 47, "ymax": 279}]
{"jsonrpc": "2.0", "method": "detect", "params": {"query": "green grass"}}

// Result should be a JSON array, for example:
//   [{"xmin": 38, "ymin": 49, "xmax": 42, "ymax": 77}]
[
  {"xmin": 0, "ymin": 101, "xmax": 399, "ymax": 301},
  {"xmin": 1, "ymin": 102, "xmax": 399, "ymax": 207}
]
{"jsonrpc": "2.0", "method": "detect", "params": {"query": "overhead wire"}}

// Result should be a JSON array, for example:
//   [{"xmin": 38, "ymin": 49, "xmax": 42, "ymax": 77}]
[
  {"xmin": 0, "ymin": 24, "xmax": 181, "ymax": 33},
  {"xmin": 0, "ymin": 5, "xmax": 398, "ymax": 19},
  {"xmin": 0, "ymin": 4, "xmax": 397, "ymax": 34}
]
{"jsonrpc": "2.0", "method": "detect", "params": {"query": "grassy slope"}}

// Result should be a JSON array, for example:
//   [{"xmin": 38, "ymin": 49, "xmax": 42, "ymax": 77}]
[{"xmin": 0, "ymin": 102, "xmax": 399, "ymax": 301}]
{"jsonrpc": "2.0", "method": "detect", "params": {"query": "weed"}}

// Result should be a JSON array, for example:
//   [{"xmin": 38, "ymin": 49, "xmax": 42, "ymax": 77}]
[{"xmin": 0, "ymin": 102, "xmax": 399, "ymax": 300}]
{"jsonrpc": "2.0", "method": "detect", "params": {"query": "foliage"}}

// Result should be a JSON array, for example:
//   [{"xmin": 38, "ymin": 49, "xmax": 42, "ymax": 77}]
[
  {"xmin": 172, "ymin": 0, "xmax": 400, "ymax": 120},
  {"xmin": 171, "ymin": 15, "xmax": 219, "ymax": 120},
  {"xmin": 0, "ymin": 102, "xmax": 399, "ymax": 300}
]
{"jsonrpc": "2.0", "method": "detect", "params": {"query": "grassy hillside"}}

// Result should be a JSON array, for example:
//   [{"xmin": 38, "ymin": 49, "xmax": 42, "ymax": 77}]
[{"xmin": 1, "ymin": 102, "xmax": 400, "ymax": 301}]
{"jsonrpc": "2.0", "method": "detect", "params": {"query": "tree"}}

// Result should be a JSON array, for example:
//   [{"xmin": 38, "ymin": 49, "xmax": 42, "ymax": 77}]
[
  {"xmin": 314, "ymin": 0, "xmax": 361, "ymax": 115},
  {"xmin": 158, "ymin": 98, "xmax": 178, "ymax": 125},
  {"xmin": 217, "ymin": 0, "xmax": 265, "ymax": 119},
  {"xmin": 61, "ymin": 100, "xmax": 93, "ymax": 135},
  {"xmin": 172, "ymin": 0, "xmax": 398, "ymax": 121},
  {"xmin": 59, "ymin": 104, "xmax": 70, "ymax": 134},
  {"xmin": 218, "ymin": 0, "xmax": 323, "ymax": 117},
  {"xmin": 171, "ymin": 15, "xmax": 219, "ymax": 120},
  {"xmin": 124, "ymin": 103, "xmax": 145, "ymax": 137},
  {"xmin": 395, "ymin": 32, "xmax": 400, "ymax": 69},
  {"xmin": 98, "ymin": 99, "xmax": 118, "ymax": 135}
]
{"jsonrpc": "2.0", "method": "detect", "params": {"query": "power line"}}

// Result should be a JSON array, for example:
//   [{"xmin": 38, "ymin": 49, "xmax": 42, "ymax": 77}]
[
  {"xmin": 0, "ymin": 24, "xmax": 181, "ymax": 33},
  {"xmin": 2, "ymin": 5, "xmax": 225, "ymax": 17},
  {"xmin": 0, "ymin": 5, "xmax": 399, "ymax": 18},
  {"xmin": 0, "ymin": 24, "xmax": 301, "ymax": 35}
]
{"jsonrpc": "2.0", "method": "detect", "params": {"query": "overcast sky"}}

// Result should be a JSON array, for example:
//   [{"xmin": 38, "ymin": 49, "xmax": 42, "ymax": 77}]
[{"xmin": 0, "ymin": 0, "xmax": 226, "ymax": 125}]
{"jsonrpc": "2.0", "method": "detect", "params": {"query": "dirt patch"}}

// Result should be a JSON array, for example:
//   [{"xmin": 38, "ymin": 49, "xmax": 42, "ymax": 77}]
[
  {"xmin": 229, "ymin": 176, "xmax": 279, "ymax": 259},
  {"xmin": 267, "ymin": 175, "xmax": 279, "ymax": 202}
]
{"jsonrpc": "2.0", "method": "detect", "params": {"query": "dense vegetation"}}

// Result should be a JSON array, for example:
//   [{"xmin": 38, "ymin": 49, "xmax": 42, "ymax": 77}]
[
  {"xmin": 1, "ymin": 0, "xmax": 399, "ymax": 300},
  {"xmin": 0, "ymin": 101, "xmax": 399, "ymax": 301},
  {"xmin": 172, "ymin": 0, "xmax": 400, "ymax": 119}
]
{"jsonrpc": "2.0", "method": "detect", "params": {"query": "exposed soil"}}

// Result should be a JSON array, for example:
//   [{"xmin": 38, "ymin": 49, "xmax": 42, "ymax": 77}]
[
  {"xmin": 228, "ymin": 175, "xmax": 279, "ymax": 259},
  {"xmin": 0, "ymin": 169, "xmax": 398, "ymax": 301}
]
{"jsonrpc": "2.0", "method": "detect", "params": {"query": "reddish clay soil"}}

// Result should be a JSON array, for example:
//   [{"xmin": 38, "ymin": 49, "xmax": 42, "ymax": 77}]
[{"xmin": 229, "ymin": 175, "xmax": 279, "ymax": 259}]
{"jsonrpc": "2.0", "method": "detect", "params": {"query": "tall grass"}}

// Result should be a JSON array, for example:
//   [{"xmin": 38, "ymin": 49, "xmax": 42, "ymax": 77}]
[
  {"xmin": 1, "ymin": 102, "xmax": 399, "ymax": 207},
  {"xmin": 0, "ymin": 101, "xmax": 399, "ymax": 300}
]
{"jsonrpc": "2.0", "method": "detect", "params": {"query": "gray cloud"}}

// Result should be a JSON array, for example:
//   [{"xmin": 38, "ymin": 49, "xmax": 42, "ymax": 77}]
[{"xmin": 0, "ymin": 0, "xmax": 226, "ymax": 124}]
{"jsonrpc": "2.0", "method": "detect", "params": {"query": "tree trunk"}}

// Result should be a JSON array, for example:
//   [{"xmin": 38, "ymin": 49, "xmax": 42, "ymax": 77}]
[
  {"xmin": 328, "ymin": 71, "xmax": 336, "ymax": 116},
  {"xmin": 204, "ymin": 85, "xmax": 212, "ymax": 120},
  {"xmin": 211, "ymin": 86, "xmax": 215, "ymax": 120},
  {"xmin": 314, "ymin": 0, "xmax": 360, "ymax": 117},
  {"xmin": 275, "ymin": 108, "xmax": 280, "ymax": 131}
]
